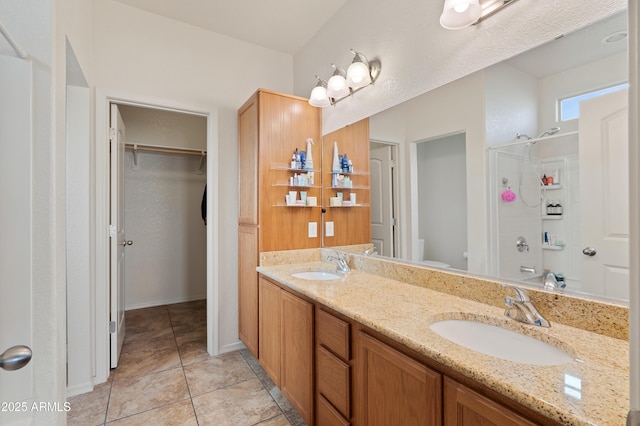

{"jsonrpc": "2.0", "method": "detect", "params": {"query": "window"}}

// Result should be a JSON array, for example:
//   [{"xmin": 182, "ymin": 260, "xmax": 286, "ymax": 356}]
[{"xmin": 559, "ymin": 83, "xmax": 629, "ymax": 121}]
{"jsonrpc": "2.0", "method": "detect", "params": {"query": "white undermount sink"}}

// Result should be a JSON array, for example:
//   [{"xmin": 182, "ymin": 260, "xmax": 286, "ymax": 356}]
[
  {"xmin": 291, "ymin": 270, "xmax": 342, "ymax": 281},
  {"xmin": 429, "ymin": 319, "xmax": 574, "ymax": 366}
]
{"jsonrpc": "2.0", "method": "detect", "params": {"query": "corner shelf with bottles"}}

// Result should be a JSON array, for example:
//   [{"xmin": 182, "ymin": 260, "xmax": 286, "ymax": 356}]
[
  {"xmin": 325, "ymin": 169, "xmax": 370, "ymax": 208},
  {"xmin": 540, "ymin": 164, "xmax": 566, "ymax": 250},
  {"xmin": 271, "ymin": 162, "xmax": 322, "ymax": 208}
]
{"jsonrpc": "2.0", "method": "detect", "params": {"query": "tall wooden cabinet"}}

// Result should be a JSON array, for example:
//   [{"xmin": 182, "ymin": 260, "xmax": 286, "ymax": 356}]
[{"xmin": 238, "ymin": 89, "xmax": 322, "ymax": 357}]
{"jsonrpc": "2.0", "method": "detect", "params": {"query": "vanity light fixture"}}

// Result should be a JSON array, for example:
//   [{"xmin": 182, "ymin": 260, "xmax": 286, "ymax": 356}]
[
  {"xmin": 308, "ymin": 49, "xmax": 381, "ymax": 108},
  {"xmin": 440, "ymin": 0, "xmax": 520, "ymax": 30}
]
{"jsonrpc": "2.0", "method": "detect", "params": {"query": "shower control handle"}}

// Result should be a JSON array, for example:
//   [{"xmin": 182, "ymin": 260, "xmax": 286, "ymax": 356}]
[{"xmin": 516, "ymin": 236, "xmax": 529, "ymax": 252}]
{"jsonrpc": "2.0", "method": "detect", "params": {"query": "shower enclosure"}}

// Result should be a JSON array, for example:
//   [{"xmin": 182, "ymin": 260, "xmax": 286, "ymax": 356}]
[{"xmin": 488, "ymin": 131, "xmax": 581, "ymax": 291}]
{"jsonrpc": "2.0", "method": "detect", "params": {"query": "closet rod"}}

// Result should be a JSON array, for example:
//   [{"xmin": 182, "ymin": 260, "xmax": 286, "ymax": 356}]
[
  {"xmin": 0, "ymin": 19, "xmax": 29, "ymax": 59},
  {"xmin": 124, "ymin": 143, "xmax": 207, "ymax": 156}
]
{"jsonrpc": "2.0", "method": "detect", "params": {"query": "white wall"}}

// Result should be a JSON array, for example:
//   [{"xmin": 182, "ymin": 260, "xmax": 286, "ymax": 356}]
[
  {"xmin": 485, "ymin": 62, "xmax": 538, "ymax": 147},
  {"xmin": 370, "ymin": 71, "xmax": 487, "ymax": 274},
  {"xmin": 295, "ymin": 0, "xmax": 626, "ymax": 134},
  {"xmin": 416, "ymin": 134, "xmax": 467, "ymax": 270},
  {"xmin": 91, "ymin": 0, "xmax": 295, "ymax": 353},
  {"xmin": 66, "ymin": 84, "xmax": 93, "ymax": 396}
]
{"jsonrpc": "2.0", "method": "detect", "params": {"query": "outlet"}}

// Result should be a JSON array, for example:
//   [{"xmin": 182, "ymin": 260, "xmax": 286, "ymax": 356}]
[
  {"xmin": 326, "ymin": 221, "xmax": 334, "ymax": 237},
  {"xmin": 308, "ymin": 222, "xmax": 317, "ymax": 238}
]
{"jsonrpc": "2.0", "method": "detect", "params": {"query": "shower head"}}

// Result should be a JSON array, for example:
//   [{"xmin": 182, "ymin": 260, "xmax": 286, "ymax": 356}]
[{"xmin": 537, "ymin": 127, "xmax": 560, "ymax": 138}]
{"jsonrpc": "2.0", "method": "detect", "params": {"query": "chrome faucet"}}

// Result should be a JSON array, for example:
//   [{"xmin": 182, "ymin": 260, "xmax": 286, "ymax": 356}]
[
  {"xmin": 363, "ymin": 246, "xmax": 377, "ymax": 255},
  {"xmin": 543, "ymin": 270, "xmax": 566, "ymax": 289},
  {"xmin": 327, "ymin": 252, "xmax": 351, "ymax": 273},
  {"xmin": 502, "ymin": 284, "xmax": 550, "ymax": 327}
]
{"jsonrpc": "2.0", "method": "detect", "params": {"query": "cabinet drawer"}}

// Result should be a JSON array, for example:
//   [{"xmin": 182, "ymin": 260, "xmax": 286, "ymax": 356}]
[
  {"xmin": 317, "ymin": 394, "xmax": 350, "ymax": 426},
  {"xmin": 317, "ymin": 308, "xmax": 350, "ymax": 361},
  {"xmin": 317, "ymin": 345, "xmax": 351, "ymax": 418}
]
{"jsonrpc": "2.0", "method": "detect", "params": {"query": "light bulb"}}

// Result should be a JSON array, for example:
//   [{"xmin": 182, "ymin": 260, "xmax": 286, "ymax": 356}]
[{"xmin": 453, "ymin": 3, "xmax": 470, "ymax": 13}]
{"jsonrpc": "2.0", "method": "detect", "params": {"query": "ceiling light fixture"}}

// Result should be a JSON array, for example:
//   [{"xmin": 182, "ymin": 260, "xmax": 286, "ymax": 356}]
[
  {"xmin": 308, "ymin": 49, "xmax": 381, "ymax": 108},
  {"xmin": 440, "ymin": 0, "xmax": 520, "ymax": 30}
]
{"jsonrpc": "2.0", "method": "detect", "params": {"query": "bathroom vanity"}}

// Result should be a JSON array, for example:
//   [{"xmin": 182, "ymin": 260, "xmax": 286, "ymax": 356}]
[{"xmin": 256, "ymin": 249, "xmax": 629, "ymax": 426}]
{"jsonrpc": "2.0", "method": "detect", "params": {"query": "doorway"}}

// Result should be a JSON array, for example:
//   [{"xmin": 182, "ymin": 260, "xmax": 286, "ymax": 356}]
[
  {"xmin": 94, "ymin": 91, "xmax": 219, "ymax": 384},
  {"xmin": 415, "ymin": 133, "xmax": 468, "ymax": 270}
]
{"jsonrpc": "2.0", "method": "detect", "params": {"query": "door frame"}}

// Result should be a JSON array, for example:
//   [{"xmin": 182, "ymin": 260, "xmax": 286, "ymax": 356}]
[{"xmin": 95, "ymin": 89, "xmax": 219, "ymax": 384}]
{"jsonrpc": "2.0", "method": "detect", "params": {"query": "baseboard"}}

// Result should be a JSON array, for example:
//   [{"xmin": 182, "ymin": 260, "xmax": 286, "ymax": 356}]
[
  {"xmin": 125, "ymin": 294, "xmax": 207, "ymax": 311},
  {"xmin": 218, "ymin": 340, "xmax": 246, "ymax": 354},
  {"xmin": 66, "ymin": 382, "xmax": 94, "ymax": 397}
]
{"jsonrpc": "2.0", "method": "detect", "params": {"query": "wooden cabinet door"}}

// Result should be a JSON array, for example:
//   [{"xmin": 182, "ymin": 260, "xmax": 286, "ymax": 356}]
[
  {"xmin": 281, "ymin": 289, "xmax": 314, "ymax": 425},
  {"xmin": 444, "ymin": 378, "xmax": 536, "ymax": 426},
  {"xmin": 238, "ymin": 225, "xmax": 259, "ymax": 357},
  {"xmin": 356, "ymin": 332, "xmax": 442, "ymax": 426},
  {"xmin": 238, "ymin": 93, "xmax": 259, "ymax": 225},
  {"xmin": 258, "ymin": 276, "xmax": 282, "ymax": 386}
]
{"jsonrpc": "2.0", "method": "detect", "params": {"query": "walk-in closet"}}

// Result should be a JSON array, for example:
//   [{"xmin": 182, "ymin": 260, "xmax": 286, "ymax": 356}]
[{"xmin": 118, "ymin": 104, "xmax": 207, "ymax": 310}]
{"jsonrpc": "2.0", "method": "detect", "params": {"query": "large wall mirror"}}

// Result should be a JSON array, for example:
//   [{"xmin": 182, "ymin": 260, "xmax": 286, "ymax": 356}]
[{"xmin": 361, "ymin": 9, "xmax": 629, "ymax": 303}]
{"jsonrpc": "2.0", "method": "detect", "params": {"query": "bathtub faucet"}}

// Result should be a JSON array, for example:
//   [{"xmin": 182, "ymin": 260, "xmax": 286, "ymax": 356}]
[{"xmin": 543, "ymin": 270, "xmax": 566, "ymax": 290}]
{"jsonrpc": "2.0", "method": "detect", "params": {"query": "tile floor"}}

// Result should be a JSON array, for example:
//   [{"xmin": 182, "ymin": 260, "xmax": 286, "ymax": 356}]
[{"xmin": 67, "ymin": 300, "xmax": 306, "ymax": 425}]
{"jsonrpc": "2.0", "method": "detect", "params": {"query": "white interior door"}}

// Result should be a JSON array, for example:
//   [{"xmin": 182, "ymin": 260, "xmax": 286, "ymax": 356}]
[
  {"xmin": 370, "ymin": 143, "xmax": 394, "ymax": 256},
  {"xmin": 579, "ymin": 89, "xmax": 629, "ymax": 301},
  {"xmin": 0, "ymin": 56, "xmax": 34, "ymax": 423},
  {"xmin": 110, "ymin": 104, "xmax": 127, "ymax": 368}
]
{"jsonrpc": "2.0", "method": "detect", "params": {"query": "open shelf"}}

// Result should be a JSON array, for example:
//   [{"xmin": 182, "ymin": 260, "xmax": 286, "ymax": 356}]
[
  {"xmin": 274, "ymin": 203, "xmax": 320, "ymax": 208},
  {"xmin": 329, "ymin": 170, "xmax": 370, "ymax": 176},
  {"xmin": 542, "ymin": 244, "xmax": 565, "ymax": 251},
  {"xmin": 542, "ymin": 184, "xmax": 563, "ymax": 190},
  {"xmin": 330, "ymin": 185, "xmax": 369, "ymax": 190},
  {"xmin": 271, "ymin": 162, "xmax": 319, "ymax": 173}
]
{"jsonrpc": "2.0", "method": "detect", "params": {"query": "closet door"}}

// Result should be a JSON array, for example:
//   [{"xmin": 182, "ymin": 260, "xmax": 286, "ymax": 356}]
[{"xmin": 109, "ymin": 103, "xmax": 127, "ymax": 368}]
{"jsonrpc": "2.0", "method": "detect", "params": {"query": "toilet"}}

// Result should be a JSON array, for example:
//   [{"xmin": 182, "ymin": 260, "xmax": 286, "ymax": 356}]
[{"xmin": 418, "ymin": 239, "xmax": 450, "ymax": 268}]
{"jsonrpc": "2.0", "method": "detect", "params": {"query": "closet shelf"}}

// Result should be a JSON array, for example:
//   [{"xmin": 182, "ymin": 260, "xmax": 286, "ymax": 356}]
[{"xmin": 125, "ymin": 143, "xmax": 207, "ymax": 172}]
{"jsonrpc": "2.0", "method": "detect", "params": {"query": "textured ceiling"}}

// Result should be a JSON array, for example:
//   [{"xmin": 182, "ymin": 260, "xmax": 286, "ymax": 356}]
[
  {"xmin": 505, "ymin": 10, "xmax": 627, "ymax": 78},
  {"xmin": 113, "ymin": 0, "xmax": 348, "ymax": 54}
]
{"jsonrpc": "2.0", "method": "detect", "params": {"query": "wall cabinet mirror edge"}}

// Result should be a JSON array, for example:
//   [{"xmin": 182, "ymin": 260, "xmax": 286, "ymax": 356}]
[{"xmin": 318, "ymin": 9, "xmax": 630, "ymax": 304}]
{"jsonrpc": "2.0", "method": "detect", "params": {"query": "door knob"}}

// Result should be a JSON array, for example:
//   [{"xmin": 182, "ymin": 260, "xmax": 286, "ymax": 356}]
[
  {"xmin": 582, "ymin": 247, "xmax": 597, "ymax": 256},
  {"xmin": 0, "ymin": 345, "xmax": 32, "ymax": 371},
  {"xmin": 121, "ymin": 240, "xmax": 133, "ymax": 246}
]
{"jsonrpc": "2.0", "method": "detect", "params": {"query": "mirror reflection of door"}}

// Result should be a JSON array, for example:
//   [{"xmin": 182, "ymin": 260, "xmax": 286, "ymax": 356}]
[
  {"xmin": 579, "ymin": 89, "xmax": 629, "ymax": 300},
  {"xmin": 370, "ymin": 141, "xmax": 398, "ymax": 257},
  {"xmin": 416, "ymin": 134, "xmax": 468, "ymax": 270}
]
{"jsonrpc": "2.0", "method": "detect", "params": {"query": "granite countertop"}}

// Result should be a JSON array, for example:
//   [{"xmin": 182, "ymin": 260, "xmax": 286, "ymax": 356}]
[{"xmin": 257, "ymin": 260, "xmax": 629, "ymax": 426}]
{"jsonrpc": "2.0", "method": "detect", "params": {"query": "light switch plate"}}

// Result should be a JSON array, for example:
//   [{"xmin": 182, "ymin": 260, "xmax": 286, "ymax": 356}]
[
  {"xmin": 326, "ymin": 221, "xmax": 334, "ymax": 237},
  {"xmin": 308, "ymin": 222, "xmax": 317, "ymax": 238}
]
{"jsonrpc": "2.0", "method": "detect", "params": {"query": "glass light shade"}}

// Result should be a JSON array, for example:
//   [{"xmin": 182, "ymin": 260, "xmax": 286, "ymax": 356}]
[
  {"xmin": 309, "ymin": 84, "xmax": 331, "ymax": 107},
  {"xmin": 327, "ymin": 74, "xmax": 350, "ymax": 99},
  {"xmin": 346, "ymin": 61, "xmax": 371, "ymax": 89},
  {"xmin": 440, "ymin": 0, "xmax": 481, "ymax": 29}
]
